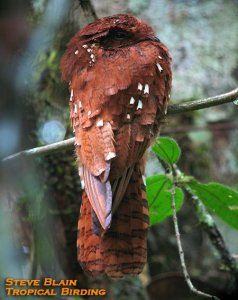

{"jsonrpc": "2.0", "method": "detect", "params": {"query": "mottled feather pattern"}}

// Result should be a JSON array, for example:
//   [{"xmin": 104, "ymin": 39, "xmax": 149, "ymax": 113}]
[
  {"xmin": 61, "ymin": 13, "xmax": 172, "ymax": 278},
  {"xmin": 111, "ymin": 124, "xmax": 131, "ymax": 178},
  {"xmin": 78, "ymin": 163, "xmax": 148, "ymax": 278}
]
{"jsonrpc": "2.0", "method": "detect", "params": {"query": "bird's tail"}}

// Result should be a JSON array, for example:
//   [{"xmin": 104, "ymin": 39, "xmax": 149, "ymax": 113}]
[{"xmin": 77, "ymin": 163, "xmax": 149, "ymax": 278}]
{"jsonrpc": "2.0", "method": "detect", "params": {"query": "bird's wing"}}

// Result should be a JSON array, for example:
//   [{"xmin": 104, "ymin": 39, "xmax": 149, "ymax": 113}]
[{"xmin": 61, "ymin": 40, "xmax": 172, "ymax": 230}]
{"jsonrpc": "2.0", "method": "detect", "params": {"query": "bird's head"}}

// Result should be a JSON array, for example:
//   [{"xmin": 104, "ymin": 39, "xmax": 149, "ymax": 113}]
[
  {"xmin": 77, "ymin": 14, "xmax": 160, "ymax": 49},
  {"xmin": 61, "ymin": 14, "xmax": 161, "ymax": 80}
]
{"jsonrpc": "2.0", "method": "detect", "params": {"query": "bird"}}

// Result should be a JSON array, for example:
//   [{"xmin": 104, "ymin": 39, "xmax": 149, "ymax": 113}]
[{"xmin": 60, "ymin": 13, "xmax": 172, "ymax": 278}]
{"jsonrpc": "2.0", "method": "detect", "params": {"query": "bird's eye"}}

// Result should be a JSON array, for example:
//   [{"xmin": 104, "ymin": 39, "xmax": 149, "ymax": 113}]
[
  {"xmin": 108, "ymin": 29, "xmax": 128, "ymax": 40},
  {"xmin": 114, "ymin": 31, "xmax": 127, "ymax": 39},
  {"xmin": 99, "ymin": 29, "xmax": 132, "ymax": 47}
]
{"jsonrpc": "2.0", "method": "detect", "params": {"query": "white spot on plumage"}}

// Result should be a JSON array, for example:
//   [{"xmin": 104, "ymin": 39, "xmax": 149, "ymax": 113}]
[
  {"xmin": 130, "ymin": 96, "xmax": 135, "ymax": 105},
  {"xmin": 158, "ymin": 55, "xmax": 163, "ymax": 59},
  {"xmin": 75, "ymin": 49, "xmax": 79, "ymax": 55},
  {"xmin": 106, "ymin": 152, "xmax": 116, "ymax": 161},
  {"xmin": 87, "ymin": 48, "xmax": 92, "ymax": 53},
  {"xmin": 168, "ymin": 94, "xmax": 171, "ymax": 99},
  {"xmin": 82, "ymin": 44, "xmax": 88, "ymax": 48},
  {"xmin": 79, "ymin": 101, "xmax": 82, "ymax": 109},
  {"xmin": 91, "ymin": 43, "xmax": 96, "ymax": 47},
  {"xmin": 149, "ymin": 128, "xmax": 154, "ymax": 136},
  {"xmin": 137, "ymin": 100, "xmax": 143, "ymax": 110},
  {"xmin": 88, "ymin": 111, "xmax": 92, "ymax": 116},
  {"xmin": 144, "ymin": 84, "xmax": 149, "ymax": 94},
  {"xmin": 90, "ymin": 54, "xmax": 95, "ymax": 59},
  {"xmin": 142, "ymin": 175, "xmax": 146, "ymax": 186},
  {"xmin": 79, "ymin": 167, "xmax": 83, "ymax": 177},
  {"xmin": 96, "ymin": 119, "xmax": 103, "ymax": 127},
  {"xmin": 81, "ymin": 179, "xmax": 85, "ymax": 189},
  {"xmin": 74, "ymin": 104, "xmax": 77, "ymax": 113},
  {"xmin": 138, "ymin": 82, "xmax": 143, "ymax": 91},
  {"xmin": 157, "ymin": 63, "xmax": 163, "ymax": 72},
  {"xmin": 70, "ymin": 90, "xmax": 73, "ymax": 101},
  {"xmin": 127, "ymin": 114, "xmax": 131, "ymax": 120}
]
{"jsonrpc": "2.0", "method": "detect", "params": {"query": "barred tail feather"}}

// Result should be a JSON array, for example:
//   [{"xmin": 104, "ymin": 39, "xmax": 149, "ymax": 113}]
[{"xmin": 77, "ymin": 163, "xmax": 149, "ymax": 278}]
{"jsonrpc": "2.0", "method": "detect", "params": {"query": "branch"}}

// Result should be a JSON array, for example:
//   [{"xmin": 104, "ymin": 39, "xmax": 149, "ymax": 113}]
[
  {"xmin": 159, "ymin": 161, "xmax": 236, "ymax": 297},
  {"xmin": 172, "ymin": 164, "xmax": 238, "ymax": 289},
  {"xmin": 2, "ymin": 138, "xmax": 74, "ymax": 163},
  {"xmin": 2, "ymin": 88, "xmax": 238, "ymax": 162},
  {"xmin": 171, "ymin": 169, "xmax": 219, "ymax": 300},
  {"xmin": 185, "ymin": 187, "xmax": 238, "ymax": 290},
  {"xmin": 78, "ymin": 0, "xmax": 98, "ymax": 21},
  {"xmin": 167, "ymin": 87, "xmax": 238, "ymax": 115}
]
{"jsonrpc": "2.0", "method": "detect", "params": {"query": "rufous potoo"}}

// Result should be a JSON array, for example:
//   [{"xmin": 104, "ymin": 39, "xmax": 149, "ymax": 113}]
[{"xmin": 60, "ymin": 14, "xmax": 172, "ymax": 278}]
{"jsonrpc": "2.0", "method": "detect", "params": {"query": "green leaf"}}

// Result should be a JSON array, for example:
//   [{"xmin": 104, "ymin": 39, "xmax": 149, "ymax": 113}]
[
  {"xmin": 152, "ymin": 137, "xmax": 181, "ymax": 164},
  {"xmin": 188, "ymin": 181, "xmax": 238, "ymax": 230},
  {"xmin": 146, "ymin": 175, "xmax": 184, "ymax": 225}
]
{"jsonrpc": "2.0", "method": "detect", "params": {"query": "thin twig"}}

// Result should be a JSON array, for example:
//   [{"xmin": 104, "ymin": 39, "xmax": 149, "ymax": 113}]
[
  {"xmin": 174, "ymin": 165, "xmax": 238, "ymax": 290},
  {"xmin": 2, "ymin": 138, "xmax": 75, "ymax": 163},
  {"xmin": 1, "ymin": 88, "xmax": 237, "ymax": 163},
  {"xmin": 185, "ymin": 187, "xmax": 238, "ymax": 290},
  {"xmin": 78, "ymin": 0, "xmax": 98, "ymax": 20},
  {"xmin": 167, "ymin": 87, "xmax": 238, "ymax": 115},
  {"xmin": 171, "ymin": 169, "xmax": 220, "ymax": 300}
]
